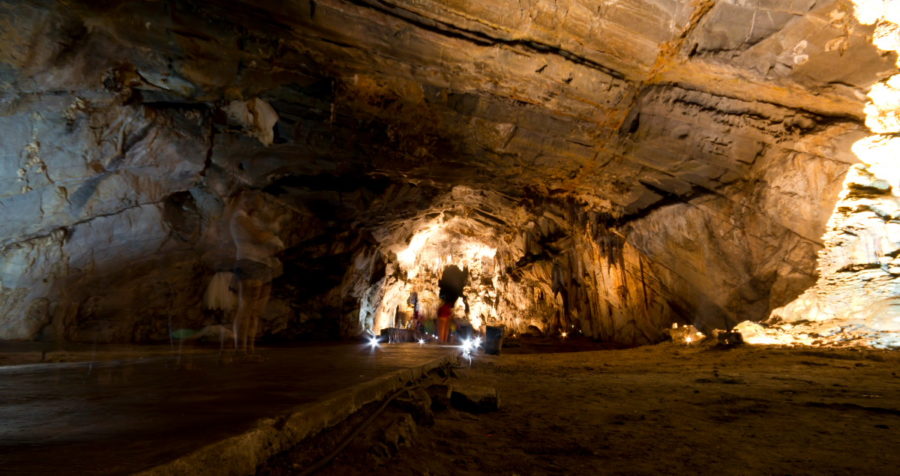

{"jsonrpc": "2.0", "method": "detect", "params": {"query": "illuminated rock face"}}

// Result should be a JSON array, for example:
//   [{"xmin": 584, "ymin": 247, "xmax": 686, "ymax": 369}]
[
  {"xmin": 349, "ymin": 188, "xmax": 677, "ymax": 343},
  {"xmin": 0, "ymin": 0, "xmax": 895, "ymax": 344},
  {"xmin": 765, "ymin": 1, "xmax": 900, "ymax": 348}
]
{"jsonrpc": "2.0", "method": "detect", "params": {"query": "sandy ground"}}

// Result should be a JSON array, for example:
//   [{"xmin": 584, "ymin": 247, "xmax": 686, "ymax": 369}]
[{"xmin": 266, "ymin": 340, "xmax": 900, "ymax": 476}]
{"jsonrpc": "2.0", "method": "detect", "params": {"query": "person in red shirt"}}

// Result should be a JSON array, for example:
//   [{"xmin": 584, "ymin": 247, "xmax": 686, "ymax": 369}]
[{"xmin": 437, "ymin": 301, "xmax": 453, "ymax": 343}]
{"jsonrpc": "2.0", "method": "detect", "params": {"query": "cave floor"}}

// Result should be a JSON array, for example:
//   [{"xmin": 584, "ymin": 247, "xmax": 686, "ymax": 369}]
[
  {"xmin": 311, "ymin": 342, "xmax": 900, "ymax": 476},
  {"xmin": 0, "ymin": 342, "xmax": 455, "ymax": 475}
]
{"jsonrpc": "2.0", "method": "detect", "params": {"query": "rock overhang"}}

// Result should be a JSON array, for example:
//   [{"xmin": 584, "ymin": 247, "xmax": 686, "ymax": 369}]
[{"xmin": 0, "ymin": 0, "xmax": 897, "ymax": 344}]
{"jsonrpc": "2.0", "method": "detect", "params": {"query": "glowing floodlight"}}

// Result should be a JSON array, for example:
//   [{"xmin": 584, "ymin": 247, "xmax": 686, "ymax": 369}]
[
  {"xmin": 368, "ymin": 336, "xmax": 380, "ymax": 348},
  {"xmin": 460, "ymin": 338, "xmax": 474, "ymax": 353},
  {"xmin": 460, "ymin": 336, "xmax": 482, "ymax": 355}
]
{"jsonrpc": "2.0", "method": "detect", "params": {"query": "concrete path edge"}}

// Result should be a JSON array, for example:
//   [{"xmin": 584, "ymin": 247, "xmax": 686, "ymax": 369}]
[{"xmin": 135, "ymin": 350, "xmax": 458, "ymax": 476}]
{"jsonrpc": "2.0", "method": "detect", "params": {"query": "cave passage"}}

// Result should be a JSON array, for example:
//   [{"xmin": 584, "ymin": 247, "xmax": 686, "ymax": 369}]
[
  {"xmin": 1, "ymin": 0, "xmax": 899, "ymax": 474},
  {"xmin": 0, "ymin": 0, "xmax": 896, "ymax": 348}
]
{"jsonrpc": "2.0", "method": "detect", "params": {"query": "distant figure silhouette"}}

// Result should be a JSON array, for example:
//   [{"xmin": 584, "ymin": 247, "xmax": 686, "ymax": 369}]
[
  {"xmin": 437, "ymin": 265, "xmax": 468, "ymax": 342},
  {"xmin": 437, "ymin": 301, "xmax": 453, "ymax": 343},
  {"xmin": 228, "ymin": 191, "xmax": 284, "ymax": 352}
]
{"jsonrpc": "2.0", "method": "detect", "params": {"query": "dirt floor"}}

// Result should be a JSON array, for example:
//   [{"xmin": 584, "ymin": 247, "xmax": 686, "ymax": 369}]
[{"xmin": 263, "ymin": 338, "xmax": 900, "ymax": 476}]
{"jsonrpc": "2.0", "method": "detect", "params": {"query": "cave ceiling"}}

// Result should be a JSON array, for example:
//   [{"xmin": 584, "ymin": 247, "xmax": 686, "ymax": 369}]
[
  {"xmin": 9, "ymin": 0, "xmax": 893, "ymax": 219},
  {"xmin": 2, "ymin": 0, "xmax": 899, "ymax": 343}
]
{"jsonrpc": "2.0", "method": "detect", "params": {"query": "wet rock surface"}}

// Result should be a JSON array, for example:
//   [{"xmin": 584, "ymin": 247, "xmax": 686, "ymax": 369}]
[{"xmin": 0, "ymin": 0, "xmax": 896, "ymax": 345}]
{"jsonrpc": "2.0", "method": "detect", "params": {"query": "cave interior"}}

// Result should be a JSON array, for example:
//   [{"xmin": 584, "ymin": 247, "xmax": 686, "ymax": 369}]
[{"xmin": 1, "ymin": 0, "xmax": 900, "ymax": 473}]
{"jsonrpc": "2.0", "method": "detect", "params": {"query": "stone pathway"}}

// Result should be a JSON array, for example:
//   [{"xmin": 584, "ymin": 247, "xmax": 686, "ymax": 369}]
[{"xmin": 0, "ymin": 343, "xmax": 455, "ymax": 475}]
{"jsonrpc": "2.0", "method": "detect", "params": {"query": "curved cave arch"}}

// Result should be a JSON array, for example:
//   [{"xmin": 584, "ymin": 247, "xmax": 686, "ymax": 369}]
[
  {"xmin": 342, "ymin": 186, "xmax": 692, "ymax": 344},
  {"xmin": 0, "ymin": 0, "xmax": 895, "ymax": 349}
]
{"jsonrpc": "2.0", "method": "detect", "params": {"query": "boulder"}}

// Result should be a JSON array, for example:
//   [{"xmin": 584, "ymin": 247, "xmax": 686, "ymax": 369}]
[{"xmin": 450, "ymin": 384, "xmax": 501, "ymax": 413}]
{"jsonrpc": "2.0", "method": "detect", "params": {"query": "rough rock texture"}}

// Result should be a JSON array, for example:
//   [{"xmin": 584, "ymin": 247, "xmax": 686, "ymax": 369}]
[
  {"xmin": 0, "ymin": 0, "xmax": 896, "ymax": 344},
  {"xmin": 353, "ymin": 188, "xmax": 678, "ymax": 343},
  {"xmin": 761, "ymin": 1, "xmax": 900, "ymax": 348}
]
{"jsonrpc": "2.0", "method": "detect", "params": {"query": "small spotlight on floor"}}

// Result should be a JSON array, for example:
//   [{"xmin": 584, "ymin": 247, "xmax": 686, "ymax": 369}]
[
  {"xmin": 418, "ymin": 338, "xmax": 425, "ymax": 345},
  {"xmin": 460, "ymin": 337, "xmax": 480, "ymax": 354},
  {"xmin": 368, "ymin": 336, "xmax": 380, "ymax": 348}
]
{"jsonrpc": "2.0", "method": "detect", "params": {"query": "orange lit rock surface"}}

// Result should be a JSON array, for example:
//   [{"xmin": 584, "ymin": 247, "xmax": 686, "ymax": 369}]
[
  {"xmin": 0, "ymin": 0, "xmax": 896, "ymax": 344},
  {"xmin": 753, "ymin": 1, "xmax": 900, "ymax": 349}
]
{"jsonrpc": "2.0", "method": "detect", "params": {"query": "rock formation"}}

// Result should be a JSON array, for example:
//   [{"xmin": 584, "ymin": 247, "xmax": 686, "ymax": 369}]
[
  {"xmin": 746, "ymin": 0, "xmax": 900, "ymax": 348},
  {"xmin": 0, "ymin": 0, "xmax": 896, "ymax": 345}
]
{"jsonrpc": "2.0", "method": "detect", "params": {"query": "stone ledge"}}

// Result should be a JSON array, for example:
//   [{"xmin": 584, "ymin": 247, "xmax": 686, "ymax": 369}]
[{"xmin": 135, "ymin": 349, "xmax": 458, "ymax": 476}]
